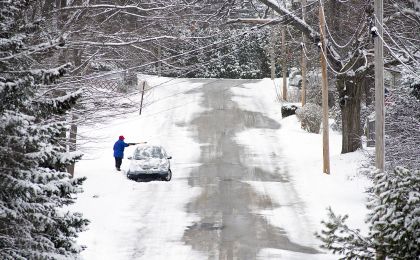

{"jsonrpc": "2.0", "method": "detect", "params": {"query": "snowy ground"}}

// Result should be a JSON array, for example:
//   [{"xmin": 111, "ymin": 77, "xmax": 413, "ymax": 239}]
[{"xmin": 70, "ymin": 76, "xmax": 371, "ymax": 259}]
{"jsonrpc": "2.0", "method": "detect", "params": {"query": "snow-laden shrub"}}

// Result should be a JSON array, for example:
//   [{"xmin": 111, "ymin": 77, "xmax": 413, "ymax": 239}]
[
  {"xmin": 295, "ymin": 103, "xmax": 322, "ymax": 133},
  {"xmin": 316, "ymin": 166, "xmax": 420, "ymax": 259},
  {"xmin": 306, "ymin": 70, "xmax": 322, "ymax": 105},
  {"xmin": 281, "ymin": 104, "xmax": 298, "ymax": 118}
]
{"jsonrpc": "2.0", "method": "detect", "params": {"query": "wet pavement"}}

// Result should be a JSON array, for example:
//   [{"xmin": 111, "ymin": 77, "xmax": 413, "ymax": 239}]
[{"xmin": 182, "ymin": 79, "xmax": 318, "ymax": 259}]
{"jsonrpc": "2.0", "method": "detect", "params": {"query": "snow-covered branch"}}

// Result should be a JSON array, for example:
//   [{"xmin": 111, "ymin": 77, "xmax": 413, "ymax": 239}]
[
  {"xmin": 257, "ymin": 0, "xmax": 342, "ymax": 69},
  {"xmin": 258, "ymin": 0, "xmax": 319, "ymax": 42},
  {"xmin": 226, "ymin": 18, "xmax": 280, "ymax": 25},
  {"xmin": 0, "ymin": 37, "xmax": 64, "ymax": 61},
  {"xmin": 70, "ymin": 36, "xmax": 177, "ymax": 47},
  {"xmin": 52, "ymin": 4, "xmax": 179, "ymax": 13}
]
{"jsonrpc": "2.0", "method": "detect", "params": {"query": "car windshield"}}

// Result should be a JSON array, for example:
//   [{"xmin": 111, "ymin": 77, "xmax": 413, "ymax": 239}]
[{"xmin": 134, "ymin": 146, "xmax": 165, "ymax": 159}]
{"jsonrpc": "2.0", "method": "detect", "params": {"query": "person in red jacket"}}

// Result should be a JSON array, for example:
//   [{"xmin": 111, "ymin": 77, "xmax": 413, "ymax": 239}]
[{"xmin": 113, "ymin": 135, "xmax": 139, "ymax": 171}]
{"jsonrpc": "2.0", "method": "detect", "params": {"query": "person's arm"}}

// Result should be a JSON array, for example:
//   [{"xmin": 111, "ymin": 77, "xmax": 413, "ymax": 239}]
[{"xmin": 127, "ymin": 141, "xmax": 147, "ymax": 145}]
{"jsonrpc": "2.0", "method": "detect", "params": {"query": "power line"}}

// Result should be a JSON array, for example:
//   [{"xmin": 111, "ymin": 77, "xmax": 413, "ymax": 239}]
[
  {"xmin": 319, "ymin": 43, "xmax": 361, "ymax": 75},
  {"xmin": 376, "ymin": 31, "xmax": 420, "ymax": 80},
  {"xmin": 374, "ymin": 15, "xmax": 420, "ymax": 66},
  {"xmin": 320, "ymin": 1, "xmax": 364, "ymax": 49}
]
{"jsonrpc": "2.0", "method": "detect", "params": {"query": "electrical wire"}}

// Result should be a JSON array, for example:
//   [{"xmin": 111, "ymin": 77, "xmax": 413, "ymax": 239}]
[
  {"xmin": 374, "ymin": 15, "xmax": 420, "ymax": 66},
  {"xmin": 320, "ymin": 0, "xmax": 363, "ymax": 49},
  {"xmin": 319, "ymin": 42, "xmax": 361, "ymax": 75},
  {"xmin": 302, "ymin": 42, "xmax": 316, "ymax": 61},
  {"xmin": 376, "ymin": 31, "xmax": 420, "ymax": 80}
]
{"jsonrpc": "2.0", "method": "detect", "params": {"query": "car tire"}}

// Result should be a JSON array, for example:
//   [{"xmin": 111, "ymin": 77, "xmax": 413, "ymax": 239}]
[
  {"xmin": 127, "ymin": 171, "xmax": 136, "ymax": 181},
  {"xmin": 163, "ymin": 169, "xmax": 172, "ymax": 181}
]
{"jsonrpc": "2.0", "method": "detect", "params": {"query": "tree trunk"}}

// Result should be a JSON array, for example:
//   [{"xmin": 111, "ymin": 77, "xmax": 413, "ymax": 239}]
[
  {"xmin": 376, "ymin": 249, "xmax": 386, "ymax": 260},
  {"xmin": 338, "ymin": 77, "xmax": 362, "ymax": 153},
  {"xmin": 363, "ymin": 76, "xmax": 374, "ymax": 107}
]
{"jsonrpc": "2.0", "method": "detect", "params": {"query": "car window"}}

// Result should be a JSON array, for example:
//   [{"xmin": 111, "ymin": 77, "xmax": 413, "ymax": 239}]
[{"xmin": 134, "ymin": 146, "xmax": 165, "ymax": 159}]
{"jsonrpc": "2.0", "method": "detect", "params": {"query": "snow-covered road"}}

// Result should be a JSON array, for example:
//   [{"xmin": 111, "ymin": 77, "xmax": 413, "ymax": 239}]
[
  {"xmin": 182, "ymin": 79, "xmax": 318, "ymax": 258},
  {"xmin": 71, "ymin": 77, "xmax": 368, "ymax": 260}
]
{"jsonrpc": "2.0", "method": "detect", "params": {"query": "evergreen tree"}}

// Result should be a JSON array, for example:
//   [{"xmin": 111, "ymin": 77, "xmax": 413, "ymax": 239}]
[
  {"xmin": 0, "ymin": 1, "xmax": 88, "ymax": 259},
  {"xmin": 316, "ymin": 167, "xmax": 420, "ymax": 259}
]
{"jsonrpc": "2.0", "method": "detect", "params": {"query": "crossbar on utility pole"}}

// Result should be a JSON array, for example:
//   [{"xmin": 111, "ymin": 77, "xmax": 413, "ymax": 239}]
[
  {"xmin": 374, "ymin": 0, "xmax": 385, "ymax": 172},
  {"xmin": 319, "ymin": 1, "xmax": 330, "ymax": 174}
]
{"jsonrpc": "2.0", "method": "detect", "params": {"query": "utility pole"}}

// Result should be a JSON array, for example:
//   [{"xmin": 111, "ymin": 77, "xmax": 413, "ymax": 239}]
[
  {"xmin": 281, "ymin": 26, "xmax": 287, "ymax": 101},
  {"xmin": 157, "ymin": 45, "xmax": 162, "ymax": 77},
  {"xmin": 270, "ymin": 25, "xmax": 276, "ymax": 80},
  {"xmin": 319, "ymin": 1, "xmax": 330, "ymax": 174},
  {"xmin": 67, "ymin": 114, "xmax": 77, "ymax": 177},
  {"xmin": 301, "ymin": 0, "xmax": 307, "ymax": 106},
  {"xmin": 374, "ymin": 0, "xmax": 385, "ymax": 172},
  {"xmin": 139, "ymin": 81, "xmax": 146, "ymax": 115}
]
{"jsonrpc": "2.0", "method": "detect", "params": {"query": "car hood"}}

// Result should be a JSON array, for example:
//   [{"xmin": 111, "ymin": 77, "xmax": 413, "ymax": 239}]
[{"xmin": 128, "ymin": 158, "xmax": 169, "ymax": 172}]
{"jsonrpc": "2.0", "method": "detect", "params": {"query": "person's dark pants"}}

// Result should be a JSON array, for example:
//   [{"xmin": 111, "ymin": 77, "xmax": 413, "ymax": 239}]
[{"xmin": 115, "ymin": 157, "xmax": 123, "ymax": 170}]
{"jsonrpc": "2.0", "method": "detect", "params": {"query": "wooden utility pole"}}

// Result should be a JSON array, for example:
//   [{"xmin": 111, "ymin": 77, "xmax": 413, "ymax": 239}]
[
  {"xmin": 301, "ymin": 0, "xmax": 307, "ymax": 106},
  {"xmin": 374, "ymin": 0, "xmax": 385, "ymax": 172},
  {"xmin": 270, "ymin": 25, "xmax": 276, "ymax": 80},
  {"xmin": 157, "ymin": 45, "xmax": 162, "ymax": 77},
  {"xmin": 319, "ymin": 1, "xmax": 330, "ymax": 174},
  {"xmin": 67, "ymin": 114, "xmax": 77, "ymax": 177},
  {"xmin": 139, "ymin": 81, "xmax": 146, "ymax": 115},
  {"xmin": 281, "ymin": 26, "xmax": 287, "ymax": 100}
]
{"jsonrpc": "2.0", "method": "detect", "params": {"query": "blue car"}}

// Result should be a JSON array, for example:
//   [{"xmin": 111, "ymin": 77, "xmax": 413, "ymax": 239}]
[{"xmin": 126, "ymin": 145, "xmax": 172, "ymax": 181}]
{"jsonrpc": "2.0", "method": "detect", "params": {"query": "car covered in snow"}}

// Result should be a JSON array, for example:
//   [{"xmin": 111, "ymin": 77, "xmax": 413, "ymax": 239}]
[{"xmin": 126, "ymin": 145, "xmax": 172, "ymax": 181}]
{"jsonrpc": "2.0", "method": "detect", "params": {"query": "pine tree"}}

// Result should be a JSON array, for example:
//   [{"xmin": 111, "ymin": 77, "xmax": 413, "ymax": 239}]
[
  {"xmin": 316, "ymin": 167, "xmax": 420, "ymax": 259},
  {"xmin": 0, "ymin": 1, "xmax": 88, "ymax": 259}
]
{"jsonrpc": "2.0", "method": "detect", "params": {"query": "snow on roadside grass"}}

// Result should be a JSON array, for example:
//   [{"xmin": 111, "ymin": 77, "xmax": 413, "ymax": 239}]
[
  {"xmin": 232, "ymin": 79, "xmax": 371, "ymax": 252},
  {"xmin": 70, "ymin": 76, "xmax": 206, "ymax": 260}
]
